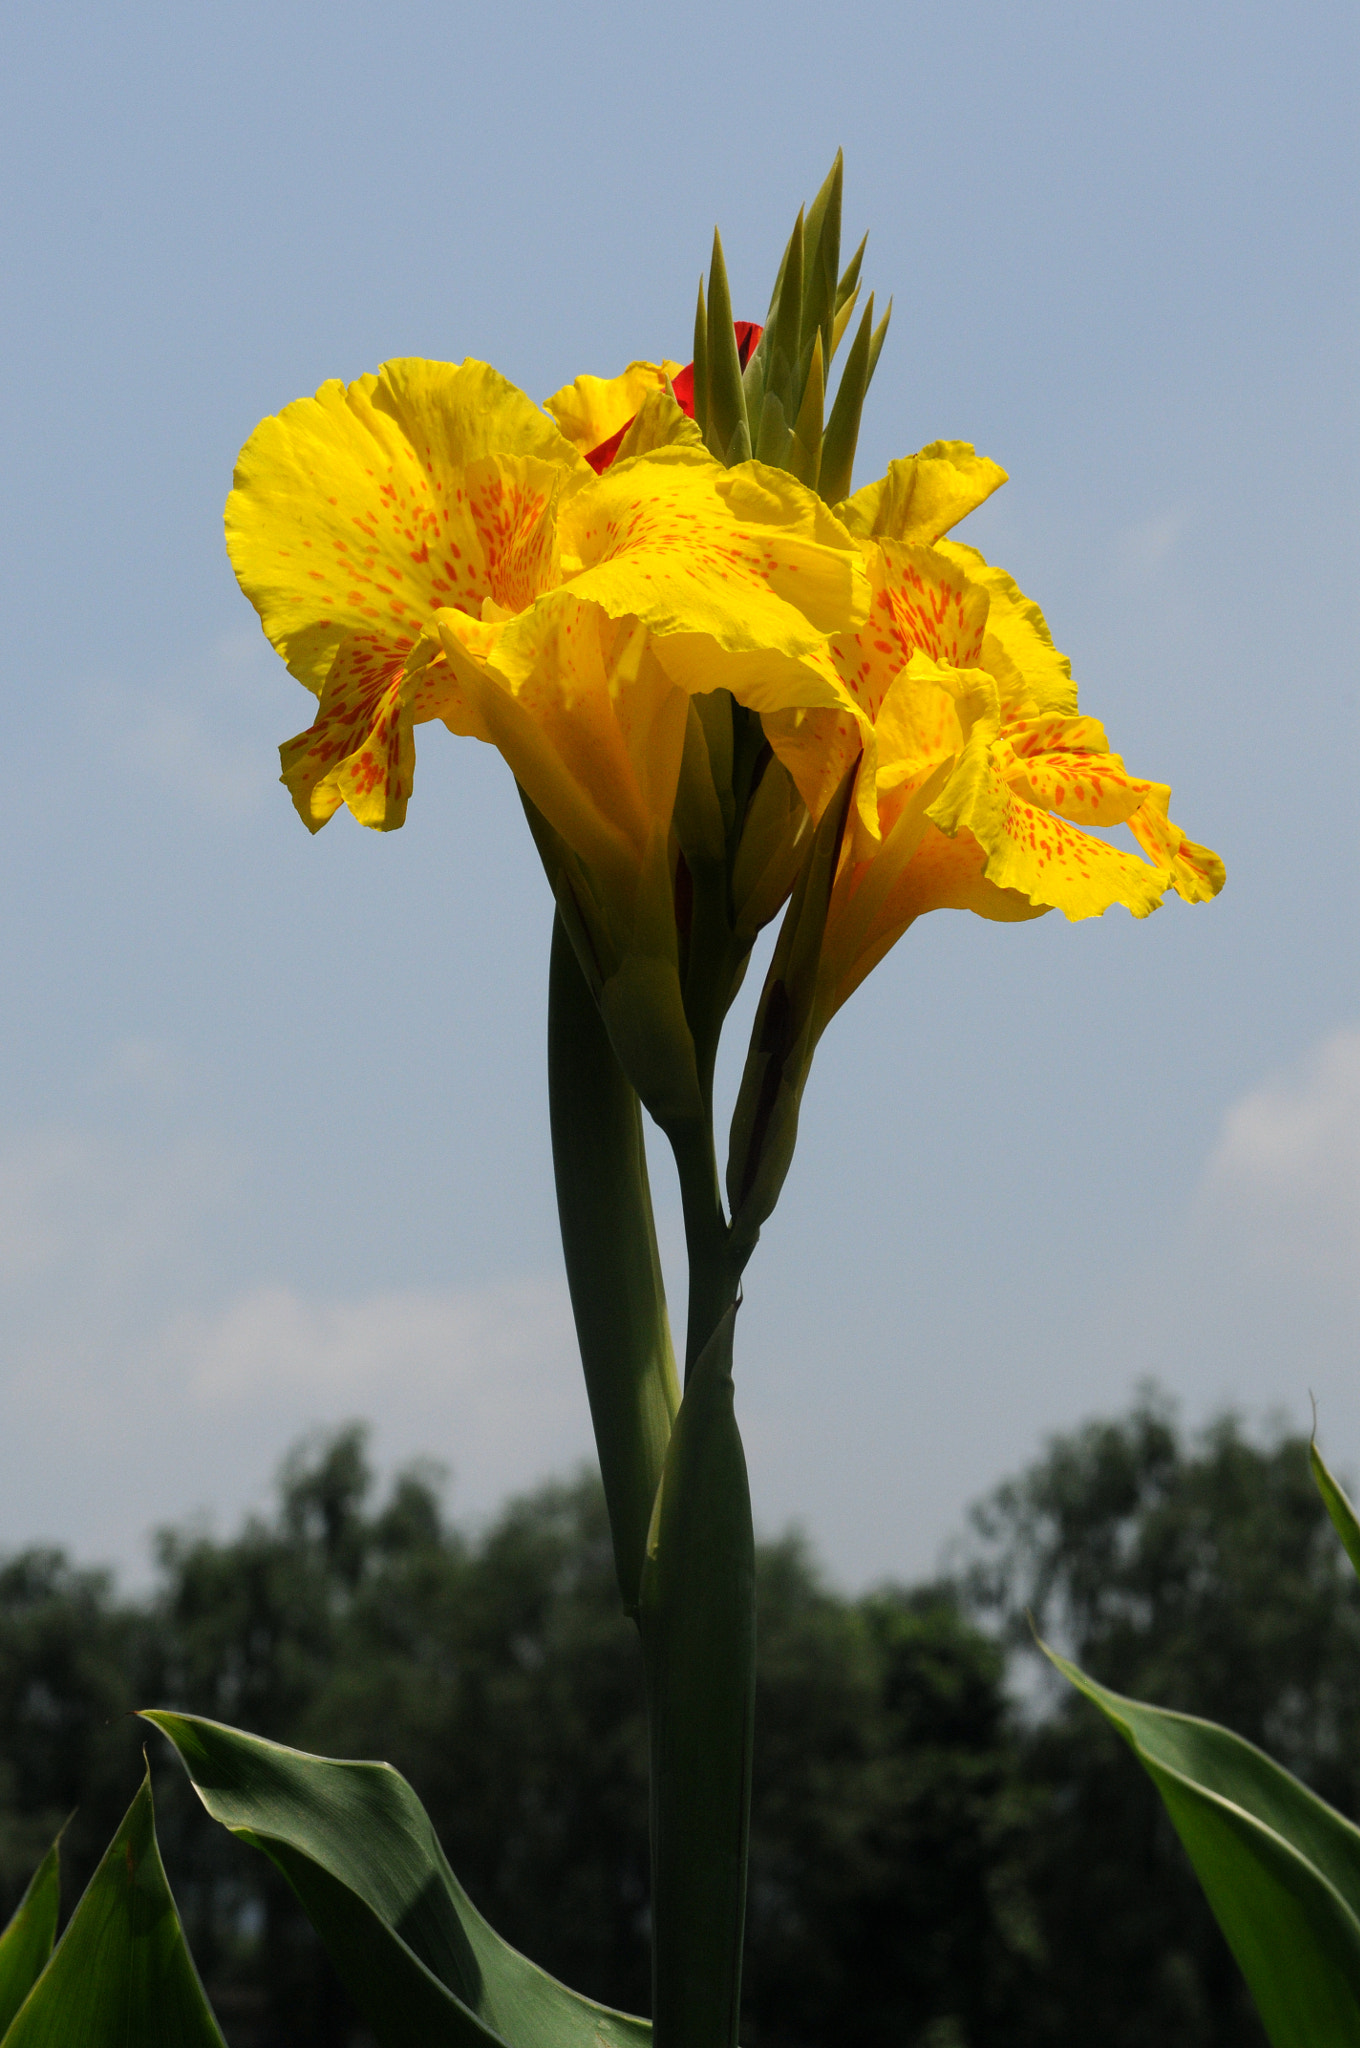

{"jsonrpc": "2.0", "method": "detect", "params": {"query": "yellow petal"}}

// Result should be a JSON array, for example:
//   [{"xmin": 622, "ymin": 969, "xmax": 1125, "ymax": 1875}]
[
  {"xmin": 937, "ymin": 541, "xmax": 1077, "ymax": 717},
  {"xmin": 762, "ymin": 542, "xmax": 986, "ymax": 838},
  {"xmin": 544, "ymin": 361, "xmax": 686, "ymax": 456},
  {"xmin": 279, "ymin": 638, "xmax": 414, "ymax": 833},
  {"xmin": 836, "ymin": 442, "xmax": 1007, "ymax": 545},
  {"xmin": 427, "ymin": 598, "xmax": 691, "ymax": 900},
  {"xmin": 612, "ymin": 388, "xmax": 705, "ymax": 463},
  {"xmin": 558, "ymin": 449, "xmax": 868, "ymax": 657},
  {"xmin": 1127, "ymin": 794, "xmax": 1226, "ymax": 903},
  {"xmin": 227, "ymin": 358, "xmax": 586, "ymax": 693},
  {"xmin": 927, "ymin": 699, "xmax": 1182, "ymax": 922}
]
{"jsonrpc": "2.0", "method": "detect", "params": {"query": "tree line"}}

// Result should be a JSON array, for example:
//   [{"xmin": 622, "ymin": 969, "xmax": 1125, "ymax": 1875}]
[{"xmin": 2, "ymin": 1394, "xmax": 1356, "ymax": 2047}]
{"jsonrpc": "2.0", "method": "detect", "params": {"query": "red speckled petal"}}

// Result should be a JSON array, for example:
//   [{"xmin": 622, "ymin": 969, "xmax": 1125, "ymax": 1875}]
[
  {"xmin": 228, "ymin": 358, "xmax": 586, "ymax": 695},
  {"xmin": 279, "ymin": 638, "xmax": 415, "ymax": 833}
]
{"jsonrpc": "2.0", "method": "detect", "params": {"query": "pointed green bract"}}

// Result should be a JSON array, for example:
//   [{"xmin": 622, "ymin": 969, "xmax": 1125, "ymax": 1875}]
[
  {"xmin": 704, "ymin": 232, "xmax": 749, "ymax": 466},
  {"xmin": 1, "ymin": 1771, "xmax": 225, "ymax": 2048},
  {"xmin": 1311, "ymin": 1438, "xmax": 1360, "ymax": 1585},
  {"xmin": 142, "ymin": 1712, "xmax": 651, "ymax": 2048},
  {"xmin": 699, "ymin": 153, "xmax": 889, "ymax": 503},
  {"xmin": 0, "ymin": 1836, "xmax": 60, "ymax": 2039},
  {"xmin": 866, "ymin": 298, "xmax": 892, "ymax": 387},
  {"xmin": 835, "ymin": 234, "xmax": 866, "ymax": 315},
  {"xmin": 1051, "ymin": 1648, "xmax": 1360, "ymax": 2048},
  {"xmin": 787, "ymin": 329, "xmax": 824, "ymax": 488},
  {"xmin": 819, "ymin": 293, "xmax": 880, "ymax": 508},
  {"xmin": 800, "ymin": 151, "xmax": 842, "ymax": 363},
  {"xmin": 691, "ymin": 275, "xmax": 708, "ymax": 442},
  {"xmin": 638, "ymin": 1307, "xmax": 755, "ymax": 2048}
]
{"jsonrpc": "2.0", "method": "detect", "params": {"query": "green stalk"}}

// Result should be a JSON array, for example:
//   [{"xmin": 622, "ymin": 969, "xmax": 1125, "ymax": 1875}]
[
  {"xmin": 667, "ymin": 1112, "xmax": 745, "ymax": 1379},
  {"xmin": 639, "ymin": 1303, "xmax": 755, "ymax": 2048},
  {"xmin": 547, "ymin": 915, "xmax": 679, "ymax": 1614}
]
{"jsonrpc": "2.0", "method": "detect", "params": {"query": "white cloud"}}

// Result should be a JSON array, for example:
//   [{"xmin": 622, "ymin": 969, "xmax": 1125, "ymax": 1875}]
[
  {"xmin": 85, "ymin": 631, "xmax": 281, "ymax": 821},
  {"xmin": 1116, "ymin": 508, "xmax": 1187, "ymax": 581},
  {"xmin": 0, "ymin": 1131, "xmax": 99, "ymax": 1282},
  {"xmin": 0, "ymin": 1123, "xmax": 240, "ymax": 1293},
  {"xmin": 155, "ymin": 1276, "xmax": 592, "ymax": 1530},
  {"xmin": 172, "ymin": 1278, "xmax": 575, "ymax": 1406},
  {"xmin": 148, "ymin": 1277, "xmax": 589, "ymax": 1540},
  {"xmin": 1199, "ymin": 1028, "xmax": 1360, "ymax": 1290}
]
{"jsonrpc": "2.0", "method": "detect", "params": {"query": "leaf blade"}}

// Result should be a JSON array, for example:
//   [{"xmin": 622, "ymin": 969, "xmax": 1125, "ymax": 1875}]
[
  {"xmin": 1, "ymin": 1772, "xmax": 225, "ymax": 2048},
  {"xmin": 1051, "ymin": 1647, "xmax": 1360, "ymax": 2048},
  {"xmin": 0, "ymin": 1837, "xmax": 60, "ymax": 2039},
  {"xmin": 1311, "ymin": 1438, "xmax": 1360, "ymax": 1584},
  {"xmin": 143, "ymin": 1711, "xmax": 651, "ymax": 2048}
]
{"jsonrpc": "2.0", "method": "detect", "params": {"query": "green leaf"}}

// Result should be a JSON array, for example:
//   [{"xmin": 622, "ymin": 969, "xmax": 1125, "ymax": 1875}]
[
  {"xmin": 638, "ymin": 1306, "xmax": 754, "ymax": 2048},
  {"xmin": 548, "ymin": 912, "xmax": 679, "ymax": 1614},
  {"xmin": 1051, "ymin": 1647, "xmax": 1360, "ymax": 2047},
  {"xmin": 758, "ymin": 207, "xmax": 804, "ymax": 418},
  {"xmin": 752, "ymin": 387, "xmax": 790, "ymax": 469},
  {"xmin": 142, "ymin": 1711, "xmax": 651, "ymax": 2048},
  {"xmin": 0, "ymin": 1835, "xmax": 61, "ymax": 2038},
  {"xmin": 690, "ymin": 275, "xmax": 708, "ymax": 442},
  {"xmin": 704, "ymin": 231, "xmax": 749, "ymax": 466},
  {"xmin": 818, "ymin": 292, "xmax": 876, "ymax": 507},
  {"xmin": 785, "ymin": 329, "xmax": 824, "ymax": 488},
  {"xmin": 800, "ymin": 150, "xmax": 842, "ymax": 362},
  {"xmin": 1, "ymin": 1770, "xmax": 225, "ymax": 2048},
  {"xmin": 726, "ymin": 763, "xmax": 857, "ymax": 1243},
  {"xmin": 834, "ymin": 233, "xmax": 866, "ymax": 321},
  {"xmin": 1311, "ymin": 1437, "xmax": 1360, "ymax": 1584}
]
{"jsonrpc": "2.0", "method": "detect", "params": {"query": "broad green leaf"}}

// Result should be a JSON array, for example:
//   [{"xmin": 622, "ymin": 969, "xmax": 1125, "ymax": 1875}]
[
  {"xmin": 0, "ymin": 1835, "xmax": 60, "ymax": 2037},
  {"xmin": 1052, "ymin": 1648, "xmax": 1360, "ymax": 2048},
  {"xmin": 638, "ymin": 1306, "xmax": 754, "ymax": 2048},
  {"xmin": 2, "ymin": 1770, "xmax": 224, "ymax": 2047},
  {"xmin": 1311, "ymin": 1438, "xmax": 1360, "ymax": 1584},
  {"xmin": 143, "ymin": 1710, "xmax": 650, "ymax": 2048}
]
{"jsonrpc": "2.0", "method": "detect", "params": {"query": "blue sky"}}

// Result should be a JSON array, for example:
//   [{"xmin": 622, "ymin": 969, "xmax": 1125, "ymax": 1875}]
[{"xmin": 2, "ymin": 0, "xmax": 1356, "ymax": 1585}]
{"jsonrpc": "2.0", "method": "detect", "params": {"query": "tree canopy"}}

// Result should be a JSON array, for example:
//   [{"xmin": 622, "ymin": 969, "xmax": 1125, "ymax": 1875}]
[{"xmin": 0, "ymin": 1395, "xmax": 1354, "ymax": 2046}]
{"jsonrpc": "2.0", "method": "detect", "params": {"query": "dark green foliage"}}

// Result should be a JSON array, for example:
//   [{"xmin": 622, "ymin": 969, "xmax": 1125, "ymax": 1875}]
[
  {"xmin": 0, "ymin": 1396, "xmax": 1356, "ymax": 2046},
  {"xmin": 744, "ymin": 1547, "xmax": 1040, "ymax": 2048},
  {"xmin": 0, "ymin": 1549, "xmax": 149, "ymax": 1933},
  {"xmin": 2, "ymin": 1773, "xmax": 226, "ymax": 2048},
  {"xmin": 968, "ymin": 1390, "xmax": 1360, "ymax": 2047}
]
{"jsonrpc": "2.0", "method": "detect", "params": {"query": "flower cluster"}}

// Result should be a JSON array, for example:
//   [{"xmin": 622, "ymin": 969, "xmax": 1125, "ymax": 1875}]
[{"xmin": 228, "ymin": 244, "xmax": 1221, "ymax": 1204}]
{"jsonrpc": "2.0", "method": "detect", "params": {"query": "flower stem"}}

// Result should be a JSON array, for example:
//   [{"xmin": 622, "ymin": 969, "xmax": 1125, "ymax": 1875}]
[{"xmin": 665, "ymin": 1114, "xmax": 746, "ymax": 1378}]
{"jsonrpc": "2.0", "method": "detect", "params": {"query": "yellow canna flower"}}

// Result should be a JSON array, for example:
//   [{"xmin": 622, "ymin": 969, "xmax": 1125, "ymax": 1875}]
[
  {"xmin": 764, "ymin": 444, "xmax": 1223, "ymax": 1018},
  {"xmin": 227, "ymin": 356, "xmax": 869, "ymax": 1119},
  {"xmin": 728, "ymin": 440, "xmax": 1225, "ymax": 1231}
]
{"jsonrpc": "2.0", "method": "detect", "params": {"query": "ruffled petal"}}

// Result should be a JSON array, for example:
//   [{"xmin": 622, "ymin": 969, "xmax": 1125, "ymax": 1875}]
[
  {"xmin": 761, "ymin": 543, "xmax": 986, "ymax": 840},
  {"xmin": 836, "ymin": 442, "xmax": 1007, "ymax": 545},
  {"xmin": 926, "ymin": 695, "xmax": 1181, "ymax": 922},
  {"xmin": 227, "ymin": 359, "xmax": 586, "ymax": 692},
  {"xmin": 1127, "ymin": 794, "xmax": 1227, "ymax": 904},
  {"xmin": 937, "ymin": 541, "xmax": 1077, "ymax": 717},
  {"xmin": 279, "ymin": 638, "xmax": 414, "ymax": 832},
  {"xmin": 427, "ymin": 598, "xmax": 691, "ymax": 898},
  {"xmin": 558, "ymin": 450, "xmax": 868, "ymax": 658},
  {"xmin": 544, "ymin": 361, "xmax": 685, "ymax": 457}
]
